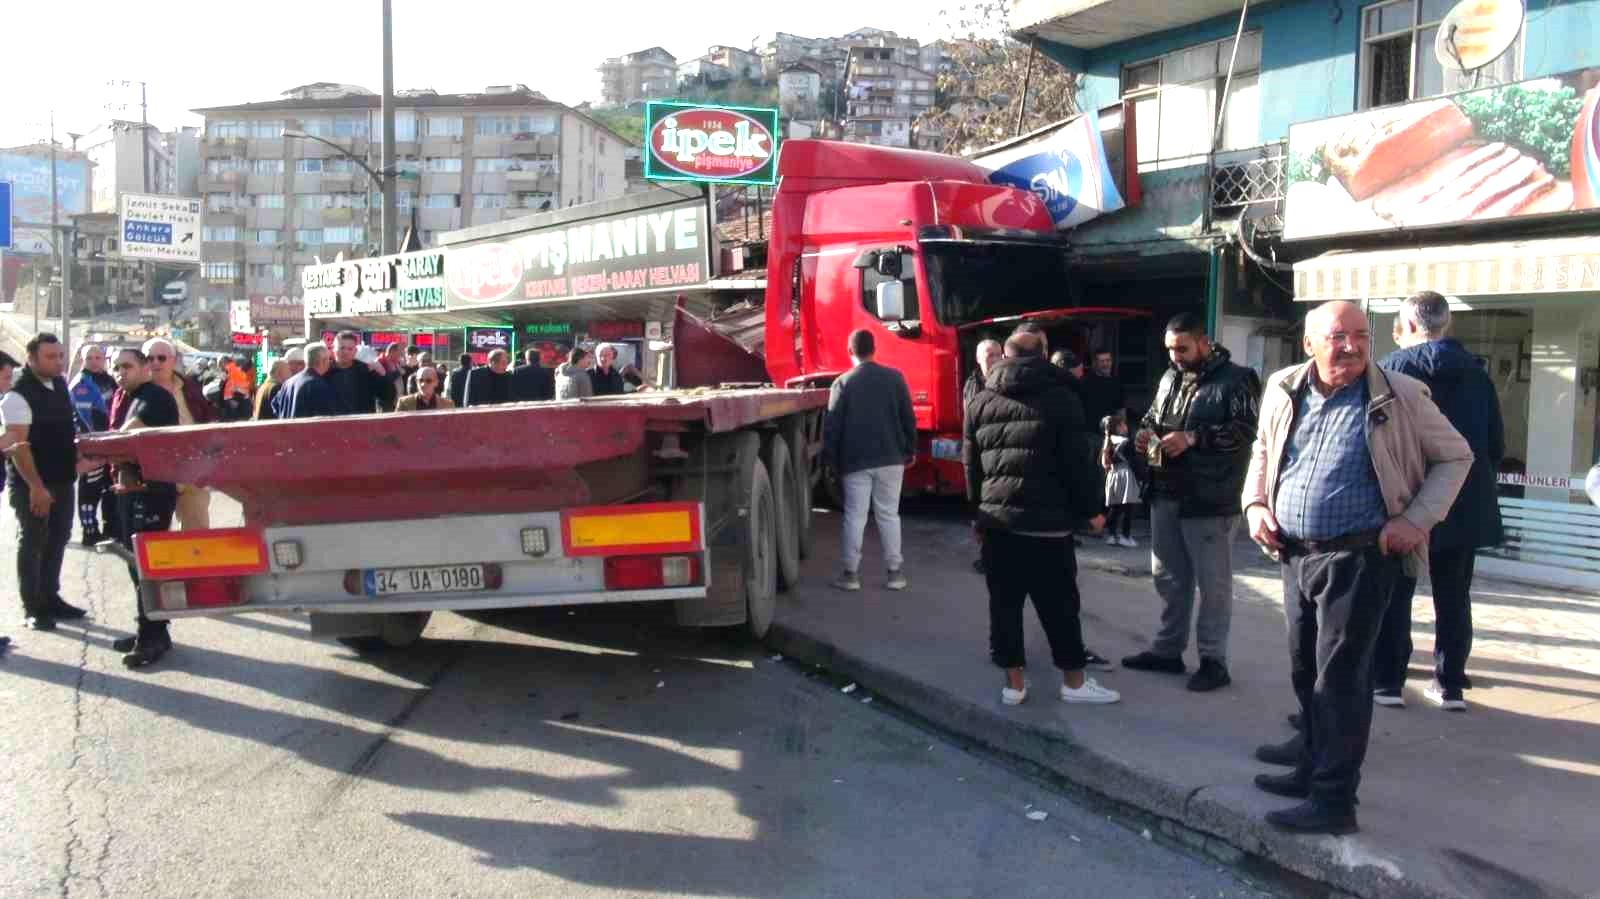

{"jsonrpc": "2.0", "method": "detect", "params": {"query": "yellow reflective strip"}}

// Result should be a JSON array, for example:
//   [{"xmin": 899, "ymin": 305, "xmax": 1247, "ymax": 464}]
[
  {"xmin": 144, "ymin": 536, "xmax": 261, "ymax": 571},
  {"xmin": 570, "ymin": 510, "xmax": 692, "ymax": 549}
]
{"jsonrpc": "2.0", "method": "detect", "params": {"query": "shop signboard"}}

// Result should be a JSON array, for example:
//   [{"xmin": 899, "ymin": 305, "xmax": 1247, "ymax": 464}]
[
  {"xmin": 301, "ymin": 249, "xmax": 446, "ymax": 318},
  {"xmin": 444, "ymin": 198, "xmax": 710, "ymax": 309},
  {"xmin": 1285, "ymin": 68, "xmax": 1600, "ymax": 241},
  {"xmin": 524, "ymin": 321, "xmax": 574, "ymax": 339},
  {"xmin": 972, "ymin": 113, "xmax": 1126, "ymax": 231},
  {"xmin": 229, "ymin": 299, "xmax": 252, "ymax": 333},
  {"xmin": 464, "ymin": 326, "xmax": 514, "ymax": 355},
  {"xmin": 590, "ymin": 320, "xmax": 645, "ymax": 340},
  {"xmin": 231, "ymin": 332, "xmax": 263, "ymax": 348},
  {"xmin": 643, "ymin": 102, "xmax": 779, "ymax": 186},
  {"xmin": 250, "ymin": 293, "xmax": 304, "ymax": 325}
]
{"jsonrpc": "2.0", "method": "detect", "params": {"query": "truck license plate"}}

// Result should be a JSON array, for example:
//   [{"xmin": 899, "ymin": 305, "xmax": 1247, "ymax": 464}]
[
  {"xmin": 364, "ymin": 564, "xmax": 487, "ymax": 597},
  {"xmin": 931, "ymin": 438, "xmax": 961, "ymax": 461}
]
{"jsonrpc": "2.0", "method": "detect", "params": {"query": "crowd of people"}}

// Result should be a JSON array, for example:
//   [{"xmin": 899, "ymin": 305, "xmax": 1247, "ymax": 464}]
[{"xmin": 822, "ymin": 291, "xmax": 1503, "ymax": 835}]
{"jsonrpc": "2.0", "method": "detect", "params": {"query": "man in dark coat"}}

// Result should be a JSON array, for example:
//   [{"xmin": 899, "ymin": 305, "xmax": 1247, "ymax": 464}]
[
  {"xmin": 446, "ymin": 354, "xmax": 474, "ymax": 407},
  {"xmin": 590, "ymin": 344, "xmax": 628, "ymax": 396},
  {"xmin": 272, "ymin": 344, "xmax": 345, "ymax": 419},
  {"xmin": 323, "ymin": 331, "xmax": 393, "ymax": 415},
  {"xmin": 965, "ymin": 330, "xmax": 1116, "ymax": 706},
  {"xmin": 511, "ymin": 349, "xmax": 555, "ymax": 402},
  {"xmin": 1374, "ymin": 291, "xmax": 1503, "ymax": 711},
  {"xmin": 463, "ymin": 349, "xmax": 515, "ymax": 407}
]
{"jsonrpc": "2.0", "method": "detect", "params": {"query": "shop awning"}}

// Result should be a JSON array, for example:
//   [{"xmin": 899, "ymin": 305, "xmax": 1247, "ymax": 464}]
[{"xmin": 1292, "ymin": 236, "xmax": 1600, "ymax": 303}]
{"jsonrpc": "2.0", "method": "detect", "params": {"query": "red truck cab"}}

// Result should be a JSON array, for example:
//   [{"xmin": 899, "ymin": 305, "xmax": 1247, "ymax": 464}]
[{"xmin": 763, "ymin": 139, "xmax": 1076, "ymax": 495}]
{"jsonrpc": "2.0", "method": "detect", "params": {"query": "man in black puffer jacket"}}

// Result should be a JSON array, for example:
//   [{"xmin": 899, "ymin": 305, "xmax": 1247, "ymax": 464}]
[
  {"xmin": 1124, "ymin": 311, "xmax": 1261, "ymax": 693},
  {"xmin": 964, "ymin": 330, "xmax": 1119, "ymax": 706}
]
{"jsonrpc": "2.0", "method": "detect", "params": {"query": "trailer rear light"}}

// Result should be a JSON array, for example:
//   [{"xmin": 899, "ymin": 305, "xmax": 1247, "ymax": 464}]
[
  {"xmin": 603, "ymin": 555, "xmax": 702, "ymax": 591},
  {"xmin": 273, "ymin": 540, "xmax": 304, "ymax": 570},
  {"xmin": 155, "ymin": 578, "xmax": 246, "ymax": 611},
  {"xmin": 135, "ymin": 528, "xmax": 268, "ymax": 580},
  {"xmin": 520, "ymin": 527, "xmax": 549, "ymax": 557}
]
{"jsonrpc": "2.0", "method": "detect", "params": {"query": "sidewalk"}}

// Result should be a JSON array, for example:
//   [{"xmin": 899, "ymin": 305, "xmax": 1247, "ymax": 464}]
[{"xmin": 771, "ymin": 509, "xmax": 1600, "ymax": 899}]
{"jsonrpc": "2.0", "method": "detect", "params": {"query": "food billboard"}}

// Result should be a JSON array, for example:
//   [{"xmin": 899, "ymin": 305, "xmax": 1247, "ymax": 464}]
[{"xmin": 1284, "ymin": 68, "xmax": 1600, "ymax": 241}]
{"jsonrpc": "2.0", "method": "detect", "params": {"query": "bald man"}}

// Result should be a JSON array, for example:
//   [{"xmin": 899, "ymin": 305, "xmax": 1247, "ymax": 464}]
[{"xmin": 1242, "ymin": 300, "xmax": 1471, "ymax": 834}]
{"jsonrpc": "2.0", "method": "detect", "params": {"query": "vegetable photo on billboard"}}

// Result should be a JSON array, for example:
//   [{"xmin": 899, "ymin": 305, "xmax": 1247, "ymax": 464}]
[{"xmin": 1283, "ymin": 67, "xmax": 1600, "ymax": 241}]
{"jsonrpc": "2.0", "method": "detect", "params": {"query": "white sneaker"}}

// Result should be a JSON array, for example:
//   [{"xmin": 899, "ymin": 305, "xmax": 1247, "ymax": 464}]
[
  {"xmin": 1002, "ymin": 683, "xmax": 1029, "ymax": 706},
  {"xmin": 1060, "ymin": 678, "xmax": 1121, "ymax": 704},
  {"xmin": 1373, "ymin": 689, "xmax": 1406, "ymax": 707},
  {"xmin": 1424, "ymin": 683, "xmax": 1468, "ymax": 711},
  {"xmin": 1118, "ymin": 536, "xmax": 1138, "ymax": 548},
  {"xmin": 1103, "ymin": 534, "xmax": 1118, "ymax": 546}
]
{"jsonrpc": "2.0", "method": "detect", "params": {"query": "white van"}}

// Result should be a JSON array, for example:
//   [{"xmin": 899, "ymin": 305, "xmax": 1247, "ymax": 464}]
[{"xmin": 161, "ymin": 280, "xmax": 189, "ymax": 305}]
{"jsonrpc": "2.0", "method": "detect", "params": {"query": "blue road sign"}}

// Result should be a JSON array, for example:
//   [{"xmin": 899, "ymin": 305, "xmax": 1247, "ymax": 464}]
[
  {"xmin": 0, "ymin": 180, "xmax": 13, "ymax": 250},
  {"xmin": 124, "ymin": 219, "xmax": 173, "ymax": 245}
]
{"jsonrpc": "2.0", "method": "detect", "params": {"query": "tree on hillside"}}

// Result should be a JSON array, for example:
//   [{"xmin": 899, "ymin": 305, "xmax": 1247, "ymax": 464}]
[
  {"xmin": 916, "ymin": 1, "xmax": 1080, "ymax": 156},
  {"xmin": 588, "ymin": 107, "xmax": 643, "ymax": 145}
]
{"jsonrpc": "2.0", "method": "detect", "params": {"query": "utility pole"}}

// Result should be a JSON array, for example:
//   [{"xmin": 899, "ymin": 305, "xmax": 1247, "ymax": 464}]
[
  {"xmin": 50, "ymin": 111, "xmax": 63, "ymax": 345},
  {"xmin": 380, "ymin": 0, "xmax": 398, "ymax": 255}
]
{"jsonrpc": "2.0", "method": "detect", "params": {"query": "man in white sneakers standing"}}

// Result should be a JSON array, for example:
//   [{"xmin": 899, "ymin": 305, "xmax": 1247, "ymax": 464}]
[{"xmin": 822, "ymin": 329, "xmax": 917, "ymax": 592}]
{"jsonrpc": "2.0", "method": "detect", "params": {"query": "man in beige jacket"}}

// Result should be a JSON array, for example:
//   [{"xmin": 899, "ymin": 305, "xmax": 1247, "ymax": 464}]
[{"xmin": 1242, "ymin": 301, "xmax": 1470, "ymax": 835}]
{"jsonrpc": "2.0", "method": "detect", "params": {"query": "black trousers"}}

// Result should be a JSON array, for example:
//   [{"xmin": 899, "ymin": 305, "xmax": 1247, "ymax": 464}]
[
  {"xmin": 11, "ymin": 480, "xmax": 75, "ymax": 617},
  {"xmin": 77, "ymin": 466, "xmax": 115, "ymax": 534},
  {"xmin": 983, "ymin": 531, "xmax": 1087, "ymax": 672},
  {"xmin": 118, "ymin": 490, "xmax": 177, "ymax": 639},
  {"xmin": 1281, "ymin": 544, "xmax": 1401, "ymax": 806},
  {"xmin": 1373, "ymin": 546, "xmax": 1476, "ymax": 692},
  {"xmin": 1105, "ymin": 504, "xmax": 1136, "ymax": 538}
]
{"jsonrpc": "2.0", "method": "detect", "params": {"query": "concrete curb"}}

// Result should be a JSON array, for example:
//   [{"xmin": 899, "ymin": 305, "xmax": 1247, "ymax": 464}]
[{"xmin": 766, "ymin": 621, "xmax": 1575, "ymax": 899}]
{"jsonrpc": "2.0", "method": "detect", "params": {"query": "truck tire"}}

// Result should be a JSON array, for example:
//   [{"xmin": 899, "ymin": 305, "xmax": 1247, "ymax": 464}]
[
  {"xmin": 743, "ymin": 457, "xmax": 779, "ymax": 640},
  {"xmin": 782, "ymin": 416, "xmax": 815, "ymax": 561},
  {"xmin": 336, "ymin": 611, "xmax": 432, "ymax": 652},
  {"xmin": 765, "ymin": 434, "xmax": 803, "ymax": 591}
]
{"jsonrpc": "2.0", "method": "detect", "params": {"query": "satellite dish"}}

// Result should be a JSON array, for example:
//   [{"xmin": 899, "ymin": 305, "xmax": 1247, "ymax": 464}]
[{"xmin": 1435, "ymin": 0, "xmax": 1524, "ymax": 73}]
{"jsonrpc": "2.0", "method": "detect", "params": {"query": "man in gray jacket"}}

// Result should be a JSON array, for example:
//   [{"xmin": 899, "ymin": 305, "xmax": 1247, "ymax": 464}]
[{"xmin": 823, "ymin": 329, "xmax": 916, "ymax": 592}]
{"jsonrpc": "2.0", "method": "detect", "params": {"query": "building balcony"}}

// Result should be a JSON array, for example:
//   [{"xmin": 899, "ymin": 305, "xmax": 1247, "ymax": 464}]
[
  {"xmin": 321, "ymin": 171, "xmax": 357, "ymax": 192},
  {"xmin": 1209, "ymin": 142, "xmax": 1286, "ymax": 232},
  {"xmin": 506, "ymin": 170, "xmax": 559, "ymax": 193},
  {"xmin": 205, "ymin": 211, "xmax": 245, "ymax": 227},
  {"xmin": 244, "ymin": 244, "xmax": 280, "ymax": 262},
  {"xmin": 200, "ymin": 171, "xmax": 246, "ymax": 192},
  {"xmin": 509, "ymin": 134, "xmax": 560, "ymax": 157},
  {"xmin": 323, "ymin": 207, "xmax": 356, "ymax": 224},
  {"xmin": 200, "ymin": 242, "xmax": 244, "ymax": 262},
  {"xmin": 1011, "ymin": 0, "xmax": 1245, "ymax": 50}
]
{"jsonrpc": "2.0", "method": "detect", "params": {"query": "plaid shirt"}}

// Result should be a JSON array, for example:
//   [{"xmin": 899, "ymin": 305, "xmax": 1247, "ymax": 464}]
[{"xmin": 1274, "ymin": 379, "xmax": 1388, "ymax": 541}]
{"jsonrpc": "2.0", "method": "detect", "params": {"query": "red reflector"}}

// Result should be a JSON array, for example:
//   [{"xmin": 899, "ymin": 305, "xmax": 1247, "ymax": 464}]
[
  {"xmin": 183, "ymin": 578, "xmax": 245, "ymax": 608},
  {"xmin": 603, "ymin": 555, "xmax": 702, "ymax": 591}
]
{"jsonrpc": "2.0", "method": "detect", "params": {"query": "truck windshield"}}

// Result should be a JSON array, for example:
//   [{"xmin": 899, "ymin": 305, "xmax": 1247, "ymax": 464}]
[{"xmin": 922, "ymin": 240, "xmax": 1073, "ymax": 326}]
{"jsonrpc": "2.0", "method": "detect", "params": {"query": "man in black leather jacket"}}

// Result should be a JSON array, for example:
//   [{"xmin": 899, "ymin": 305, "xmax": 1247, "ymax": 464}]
[{"xmin": 1123, "ymin": 312, "xmax": 1261, "ymax": 692}]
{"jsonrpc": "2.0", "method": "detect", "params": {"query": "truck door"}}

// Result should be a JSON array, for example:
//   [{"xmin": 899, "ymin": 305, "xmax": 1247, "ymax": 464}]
[{"xmin": 849, "ymin": 247, "xmax": 939, "ymax": 431}]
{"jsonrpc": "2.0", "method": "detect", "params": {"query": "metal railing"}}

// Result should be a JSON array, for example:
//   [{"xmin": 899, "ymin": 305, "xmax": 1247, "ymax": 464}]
[{"xmin": 1209, "ymin": 141, "xmax": 1286, "ymax": 231}]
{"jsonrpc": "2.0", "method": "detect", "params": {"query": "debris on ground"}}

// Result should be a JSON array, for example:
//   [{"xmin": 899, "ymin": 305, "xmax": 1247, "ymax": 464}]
[
  {"xmin": 841, "ymin": 682, "xmax": 858, "ymax": 694},
  {"xmin": 1026, "ymin": 810, "xmax": 1049, "ymax": 822}
]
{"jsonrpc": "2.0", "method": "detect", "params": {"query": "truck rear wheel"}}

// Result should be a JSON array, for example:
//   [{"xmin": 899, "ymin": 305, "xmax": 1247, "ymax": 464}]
[
  {"xmin": 336, "ymin": 611, "xmax": 432, "ymax": 652},
  {"xmin": 765, "ymin": 433, "xmax": 803, "ymax": 591},
  {"xmin": 782, "ymin": 416, "xmax": 816, "ymax": 561},
  {"xmin": 743, "ymin": 457, "xmax": 779, "ymax": 640}
]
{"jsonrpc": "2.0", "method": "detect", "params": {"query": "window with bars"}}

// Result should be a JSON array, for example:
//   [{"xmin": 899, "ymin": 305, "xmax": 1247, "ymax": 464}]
[
  {"xmin": 1359, "ymin": 0, "xmax": 1521, "ymax": 109},
  {"xmin": 203, "ymin": 263, "xmax": 240, "ymax": 280}
]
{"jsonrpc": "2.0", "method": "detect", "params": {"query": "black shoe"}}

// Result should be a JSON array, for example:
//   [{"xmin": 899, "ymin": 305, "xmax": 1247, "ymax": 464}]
[
  {"xmin": 1121, "ymin": 651, "xmax": 1186, "ymax": 674},
  {"xmin": 47, "ymin": 600, "xmax": 88, "ymax": 621},
  {"xmin": 0, "ymin": 636, "xmax": 10, "ymax": 653},
  {"xmin": 1083, "ymin": 650, "xmax": 1115, "ymax": 672},
  {"xmin": 1187, "ymin": 658, "xmax": 1231, "ymax": 692},
  {"xmin": 1287, "ymin": 712, "xmax": 1303, "ymax": 731},
  {"xmin": 1254, "ymin": 771, "xmax": 1310, "ymax": 799},
  {"xmin": 1254, "ymin": 732, "xmax": 1305, "ymax": 767},
  {"xmin": 24, "ymin": 616, "xmax": 57, "ymax": 632},
  {"xmin": 122, "ymin": 636, "xmax": 172, "ymax": 669},
  {"xmin": 112, "ymin": 636, "xmax": 138, "ymax": 653},
  {"xmin": 1265, "ymin": 800, "xmax": 1358, "ymax": 835},
  {"xmin": 80, "ymin": 527, "xmax": 101, "ymax": 548}
]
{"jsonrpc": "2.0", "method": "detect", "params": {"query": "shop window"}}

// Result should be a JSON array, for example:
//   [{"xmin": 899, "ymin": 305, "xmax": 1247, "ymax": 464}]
[{"xmin": 1359, "ymin": 0, "xmax": 1521, "ymax": 109}]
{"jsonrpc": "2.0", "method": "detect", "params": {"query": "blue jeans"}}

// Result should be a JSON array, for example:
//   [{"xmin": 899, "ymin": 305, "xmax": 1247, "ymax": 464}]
[{"xmin": 840, "ymin": 464, "xmax": 904, "ymax": 573}]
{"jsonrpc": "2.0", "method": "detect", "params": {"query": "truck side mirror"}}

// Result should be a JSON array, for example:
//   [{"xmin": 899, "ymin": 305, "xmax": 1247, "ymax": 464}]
[{"xmin": 875, "ymin": 281, "xmax": 906, "ymax": 321}]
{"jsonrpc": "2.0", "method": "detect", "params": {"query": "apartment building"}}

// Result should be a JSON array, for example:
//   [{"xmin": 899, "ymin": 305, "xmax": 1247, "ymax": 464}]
[
  {"xmin": 191, "ymin": 83, "xmax": 628, "ymax": 311},
  {"xmin": 80, "ymin": 120, "xmax": 200, "ymax": 213},
  {"xmin": 597, "ymin": 47, "xmax": 678, "ymax": 107},
  {"xmin": 843, "ymin": 45, "xmax": 936, "ymax": 148}
]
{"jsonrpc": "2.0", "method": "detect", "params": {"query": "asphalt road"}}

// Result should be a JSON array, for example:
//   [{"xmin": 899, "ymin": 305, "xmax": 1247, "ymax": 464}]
[{"xmin": 0, "ymin": 494, "xmax": 1277, "ymax": 898}]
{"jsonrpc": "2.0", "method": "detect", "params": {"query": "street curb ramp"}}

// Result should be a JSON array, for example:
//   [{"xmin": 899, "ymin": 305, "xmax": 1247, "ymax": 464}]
[{"xmin": 766, "ymin": 623, "xmax": 1579, "ymax": 899}]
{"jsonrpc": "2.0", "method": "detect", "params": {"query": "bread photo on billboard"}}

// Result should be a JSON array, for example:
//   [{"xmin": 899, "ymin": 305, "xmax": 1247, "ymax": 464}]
[{"xmin": 1325, "ymin": 99, "xmax": 1474, "ymax": 201}]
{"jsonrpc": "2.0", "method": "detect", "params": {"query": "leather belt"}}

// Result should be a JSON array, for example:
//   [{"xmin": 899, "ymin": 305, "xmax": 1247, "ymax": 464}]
[{"xmin": 1279, "ymin": 528, "xmax": 1382, "ymax": 557}]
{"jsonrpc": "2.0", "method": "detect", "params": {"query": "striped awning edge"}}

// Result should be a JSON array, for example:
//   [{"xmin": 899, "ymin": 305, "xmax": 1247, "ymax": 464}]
[{"xmin": 1293, "ymin": 237, "xmax": 1600, "ymax": 303}]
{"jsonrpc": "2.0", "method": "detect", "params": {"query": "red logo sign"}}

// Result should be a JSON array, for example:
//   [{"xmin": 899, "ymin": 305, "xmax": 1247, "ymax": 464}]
[
  {"xmin": 447, "ymin": 242, "xmax": 523, "ymax": 304},
  {"xmin": 649, "ymin": 108, "xmax": 775, "ymax": 181}
]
